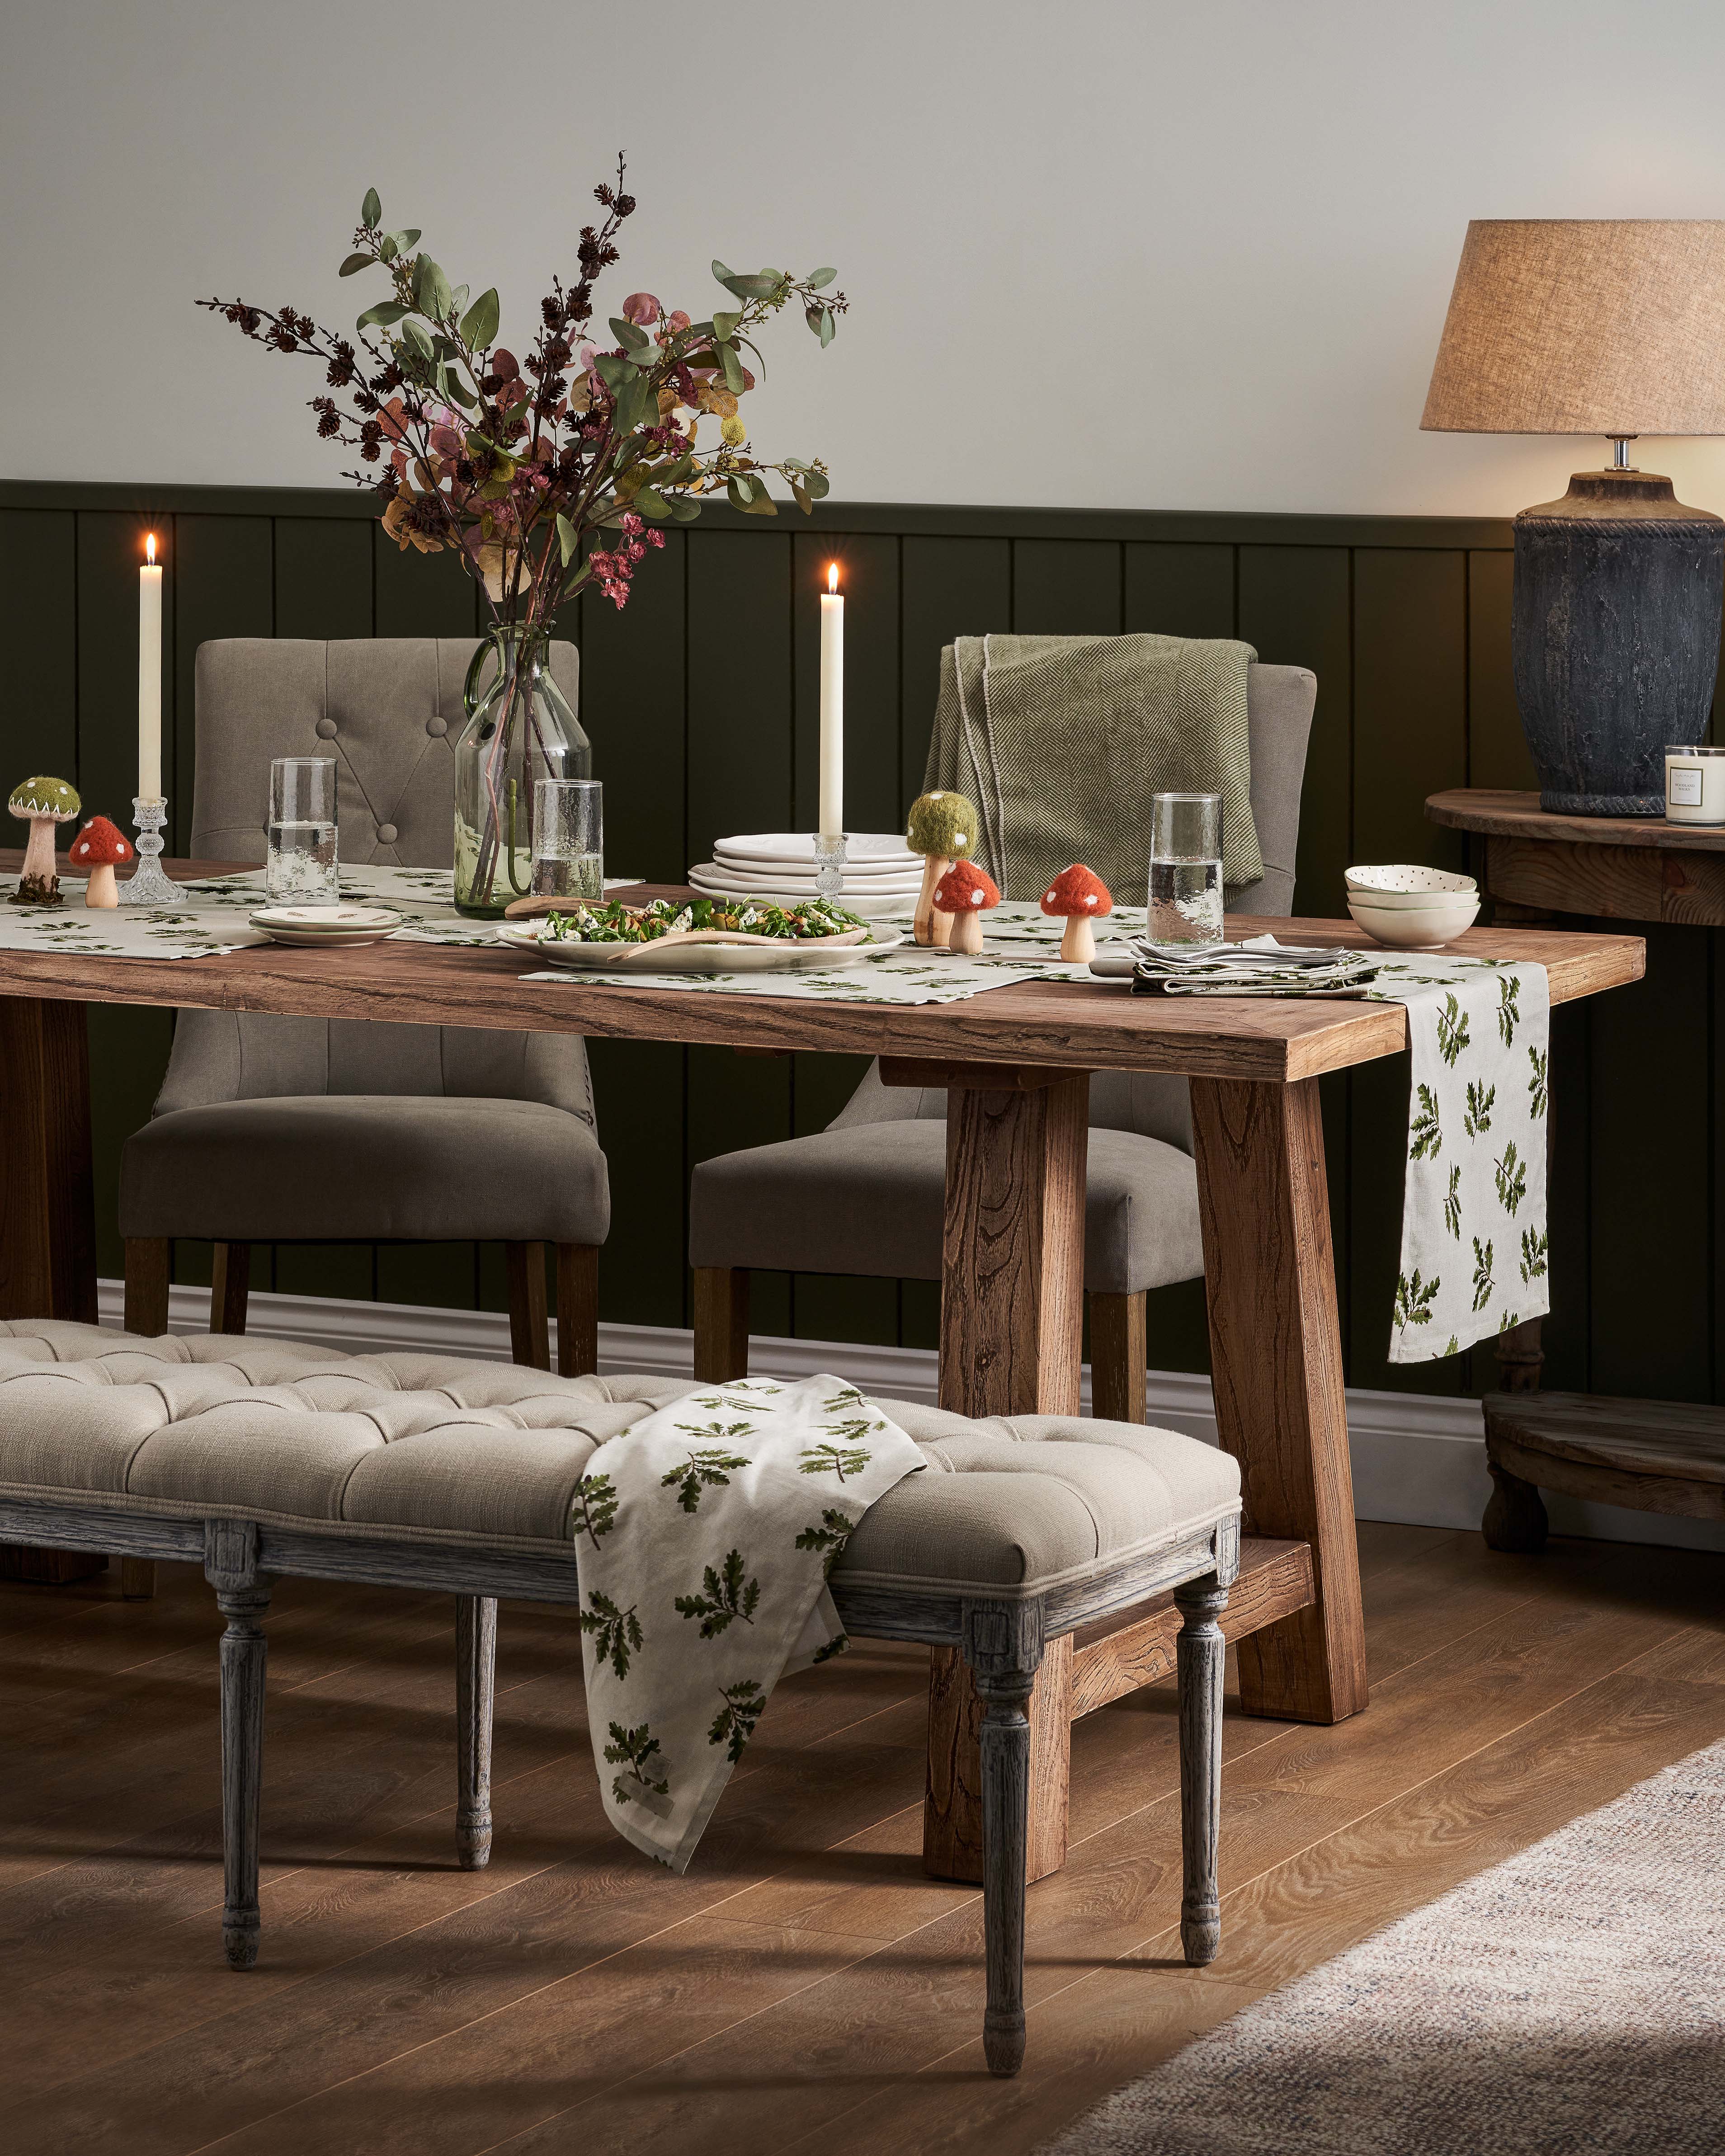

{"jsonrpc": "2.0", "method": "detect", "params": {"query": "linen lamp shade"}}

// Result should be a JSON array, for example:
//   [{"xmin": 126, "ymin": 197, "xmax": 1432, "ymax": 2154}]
[
  {"xmin": 1421, "ymin": 220, "xmax": 1725, "ymax": 817},
  {"xmin": 1422, "ymin": 220, "xmax": 1725, "ymax": 438}
]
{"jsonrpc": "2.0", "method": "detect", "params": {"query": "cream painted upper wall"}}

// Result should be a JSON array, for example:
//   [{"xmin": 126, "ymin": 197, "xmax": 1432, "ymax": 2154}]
[{"xmin": 8, "ymin": 0, "xmax": 1725, "ymax": 516}]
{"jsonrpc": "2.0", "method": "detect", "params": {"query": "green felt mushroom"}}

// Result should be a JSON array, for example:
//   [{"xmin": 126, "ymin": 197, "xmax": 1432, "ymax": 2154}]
[
  {"xmin": 8, "ymin": 776, "xmax": 81, "ymax": 906},
  {"xmin": 905, "ymin": 790, "xmax": 979, "ymax": 947}
]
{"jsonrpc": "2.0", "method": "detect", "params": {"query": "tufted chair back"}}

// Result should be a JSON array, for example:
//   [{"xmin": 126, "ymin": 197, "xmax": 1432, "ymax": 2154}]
[
  {"xmin": 190, "ymin": 637, "xmax": 578, "ymax": 866},
  {"xmin": 156, "ymin": 636, "xmax": 593, "ymax": 1123}
]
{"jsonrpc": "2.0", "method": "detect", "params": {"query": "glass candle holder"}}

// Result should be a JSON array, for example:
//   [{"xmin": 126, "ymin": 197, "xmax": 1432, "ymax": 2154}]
[
  {"xmin": 1664, "ymin": 745, "xmax": 1725, "ymax": 825},
  {"xmin": 267, "ymin": 757, "xmax": 338, "ymax": 904},
  {"xmin": 529, "ymin": 778, "xmax": 603, "ymax": 901},
  {"xmin": 1146, "ymin": 792, "xmax": 1224, "ymax": 947}
]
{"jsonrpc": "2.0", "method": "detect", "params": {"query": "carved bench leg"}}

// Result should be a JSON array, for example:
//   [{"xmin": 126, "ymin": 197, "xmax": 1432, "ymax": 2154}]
[
  {"xmin": 967, "ymin": 1600, "xmax": 1045, "ymax": 2079},
  {"xmin": 456, "ymin": 1594, "xmax": 496, "ymax": 1869},
  {"xmin": 1175, "ymin": 1574, "xmax": 1229, "ymax": 1964},
  {"xmin": 206, "ymin": 1520, "xmax": 270, "ymax": 1972},
  {"xmin": 1482, "ymin": 1458, "xmax": 1549, "ymax": 1553}
]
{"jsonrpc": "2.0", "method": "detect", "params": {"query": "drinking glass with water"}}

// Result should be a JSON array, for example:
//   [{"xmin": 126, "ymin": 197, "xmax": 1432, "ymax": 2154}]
[
  {"xmin": 530, "ymin": 778, "xmax": 603, "ymax": 902},
  {"xmin": 1147, "ymin": 792, "xmax": 1224, "ymax": 948},
  {"xmin": 266, "ymin": 757, "xmax": 339, "ymax": 904}
]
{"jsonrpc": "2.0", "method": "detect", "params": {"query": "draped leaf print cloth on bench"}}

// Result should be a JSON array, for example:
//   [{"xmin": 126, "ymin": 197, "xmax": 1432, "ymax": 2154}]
[
  {"xmin": 1367, "ymin": 953, "xmax": 1551, "ymax": 1364},
  {"xmin": 571, "ymin": 1375, "xmax": 924, "ymax": 1871}
]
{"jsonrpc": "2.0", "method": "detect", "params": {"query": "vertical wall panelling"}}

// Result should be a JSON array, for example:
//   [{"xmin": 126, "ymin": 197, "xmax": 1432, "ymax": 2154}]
[
  {"xmin": 273, "ymin": 516, "xmax": 373, "ymax": 641},
  {"xmin": 899, "ymin": 535, "xmax": 1011, "ymax": 800},
  {"xmin": 1588, "ymin": 923, "xmax": 1711, "ymax": 1401},
  {"xmin": 0, "ymin": 508, "xmax": 78, "ymax": 786},
  {"xmin": 1235, "ymin": 545, "xmax": 1353, "ymax": 918},
  {"xmin": 1011, "ymin": 538, "xmax": 1123, "ymax": 636},
  {"xmin": 1465, "ymin": 549, "xmax": 1534, "ymax": 793},
  {"xmin": 1123, "ymin": 543, "xmax": 1235, "ymax": 640},
  {"xmin": 5, "ymin": 481, "xmax": 1698, "ymax": 1427}
]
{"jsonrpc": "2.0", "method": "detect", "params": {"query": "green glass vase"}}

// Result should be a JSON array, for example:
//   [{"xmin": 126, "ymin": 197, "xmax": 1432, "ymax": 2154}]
[{"xmin": 452, "ymin": 625, "xmax": 589, "ymax": 917}]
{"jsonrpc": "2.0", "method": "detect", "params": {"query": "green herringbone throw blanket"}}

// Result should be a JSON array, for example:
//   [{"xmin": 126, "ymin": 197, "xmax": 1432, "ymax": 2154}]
[{"xmin": 925, "ymin": 633, "xmax": 1263, "ymax": 901}]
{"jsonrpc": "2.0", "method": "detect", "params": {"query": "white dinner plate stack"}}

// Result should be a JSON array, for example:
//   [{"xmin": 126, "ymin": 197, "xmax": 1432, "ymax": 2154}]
[{"xmin": 688, "ymin": 833, "xmax": 923, "ymax": 919}]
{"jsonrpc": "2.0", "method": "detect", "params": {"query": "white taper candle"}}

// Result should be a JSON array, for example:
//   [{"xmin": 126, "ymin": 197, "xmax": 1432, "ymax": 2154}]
[
  {"xmin": 818, "ymin": 561, "xmax": 844, "ymax": 840},
  {"xmin": 138, "ymin": 532, "xmax": 164, "ymax": 802}
]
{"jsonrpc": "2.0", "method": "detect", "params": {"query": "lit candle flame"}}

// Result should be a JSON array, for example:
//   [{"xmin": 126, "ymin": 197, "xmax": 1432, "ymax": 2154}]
[
  {"xmin": 145, "ymin": 532, "xmax": 157, "ymax": 566},
  {"xmin": 827, "ymin": 562, "xmax": 839, "ymax": 593}
]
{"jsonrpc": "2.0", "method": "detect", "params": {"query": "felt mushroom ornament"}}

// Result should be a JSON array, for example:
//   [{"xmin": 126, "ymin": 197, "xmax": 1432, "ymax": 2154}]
[
  {"xmin": 906, "ymin": 790, "xmax": 980, "ymax": 947},
  {"xmin": 931, "ymin": 858, "xmax": 1000, "ymax": 956},
  {"xmin": 7, "ymin": 776, "xmax": 81, "ymax": 905},
  {"xmin": 67, "ymin": 816, "xmax": 134, "ymax": 908},
  {"xmin": 1040, "ymin": 863, "xmax": 1113, "ymax": 963}
]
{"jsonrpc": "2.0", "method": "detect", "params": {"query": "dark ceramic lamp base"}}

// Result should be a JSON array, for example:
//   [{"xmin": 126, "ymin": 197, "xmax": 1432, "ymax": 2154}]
[{"xmin": 1513, "ymin": 467, "xmax": 1725, "ymax": 819}]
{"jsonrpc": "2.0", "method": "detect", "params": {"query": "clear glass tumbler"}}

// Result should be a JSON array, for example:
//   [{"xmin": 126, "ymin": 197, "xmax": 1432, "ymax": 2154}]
[
  {"xmin": 529, "ymin": 778, "xmax": 603, "ymax": 902},
  {"xmin": 1146, "ymin": 791, "xmax": 1223, "ymax": 948},
  {"xmin": 266, "ymin": 756, "xmax": 339, "ymax": 904}
]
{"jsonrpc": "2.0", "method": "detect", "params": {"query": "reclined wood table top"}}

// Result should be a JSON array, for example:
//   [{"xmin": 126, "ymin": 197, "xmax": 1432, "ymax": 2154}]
[{"xmin": 0, "ymin": 862, "xmax": 1645, "ymax": 1084}]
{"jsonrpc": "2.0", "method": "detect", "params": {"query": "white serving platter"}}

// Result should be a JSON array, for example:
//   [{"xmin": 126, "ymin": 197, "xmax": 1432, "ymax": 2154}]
[{"xmin": 498, "ymin": 922, "xmax": 904, "ymax": 974}]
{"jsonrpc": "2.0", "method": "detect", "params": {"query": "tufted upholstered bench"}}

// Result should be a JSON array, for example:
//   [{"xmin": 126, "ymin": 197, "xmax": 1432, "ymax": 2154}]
[{"xmin": 0, "ymin": 1321, "xmax": 1242, "ymax": 2076}]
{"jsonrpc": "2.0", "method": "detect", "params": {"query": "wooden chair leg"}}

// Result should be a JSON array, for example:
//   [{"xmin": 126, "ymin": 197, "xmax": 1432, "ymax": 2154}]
[
  {"xmin": 692, "ymin": 1266, "xmax": 749, "ymax": 1383},
  {"xmin": 1175, "ymin": 1573, "xmax": 1229, "ymax": 1965},
  {"xmin": 120, "ymin": 1558, "xmax": 156, "ymax": 1599},
  {"xmin": 1089, "ymin": 1290, "xmax": 1147, "ymax": 1423},
  {"xmin": 455, "ymin": 1595, "xmax": 496, "ymax": 1869},
  {"xmin": 210, "ymin": 1242, "xmax": 250, "ymax": 1336},
  {"xmin": 123, "ymin": 1237, "xmax": 170, "ymax": 1337},
  {"xmin": 968, "ymin": 1601, "xmax": 1044, "ymax": 2080},
  {"xmin": 505, "ymin": 1242, "xmax": 551, "ymax": 1370},
  {"xmin": 554, "ymin": 1243, "xmax": 599, "ymax": 1378}
]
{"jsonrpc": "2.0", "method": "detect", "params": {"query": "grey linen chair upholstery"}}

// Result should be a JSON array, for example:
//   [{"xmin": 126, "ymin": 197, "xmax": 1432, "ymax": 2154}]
[
  {"xmin": 119, "ymin": 638, "xmax": 607, "ymax": 1384},
  {"xmin": 691, "ymin": 661, "xmax": 1316, "ymax": 1420}
]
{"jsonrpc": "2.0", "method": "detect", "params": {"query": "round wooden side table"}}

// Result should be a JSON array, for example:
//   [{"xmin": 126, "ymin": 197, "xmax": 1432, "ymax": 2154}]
[{"xmin": 1427, "ymin": 787, "xmax": 1725, "ymax": 1548}]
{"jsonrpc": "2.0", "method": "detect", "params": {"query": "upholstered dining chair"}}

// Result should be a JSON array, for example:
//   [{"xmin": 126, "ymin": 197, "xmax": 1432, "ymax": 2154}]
[
  {"xmin": 120, "ymin": 637, "xmax": 609, "ymax": 1382},
  {"xmin": 688, "ymin": 661, "xmax": 1316, "ymax": 1421}
]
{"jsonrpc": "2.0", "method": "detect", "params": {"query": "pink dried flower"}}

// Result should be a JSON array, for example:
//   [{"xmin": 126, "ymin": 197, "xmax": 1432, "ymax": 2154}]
[{"xmin": 621, "ymin": 292, "xmax": 660, "ymax": 325}]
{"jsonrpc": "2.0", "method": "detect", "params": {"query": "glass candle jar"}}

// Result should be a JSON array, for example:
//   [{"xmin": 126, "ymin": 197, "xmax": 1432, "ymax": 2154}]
[{"xmin": 1664, "ymin": 746, "xmax": 1725, "ymax": 825}]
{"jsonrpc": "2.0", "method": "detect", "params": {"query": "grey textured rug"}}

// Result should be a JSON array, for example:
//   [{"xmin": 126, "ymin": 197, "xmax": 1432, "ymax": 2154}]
[{"xmin": 1044, "ymin": 1740, "xmax": 1725, "ymax": 2156}]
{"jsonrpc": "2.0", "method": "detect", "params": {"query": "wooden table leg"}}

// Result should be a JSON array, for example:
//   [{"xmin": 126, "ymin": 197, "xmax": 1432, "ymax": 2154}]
[
  {"xmin": 1188, "ymin": 1076, "xmax": 1367, "ymax": 1724},
  {"xmin": 0, "ymin": 997, "xmax": 105, "ymax": 1586},
  {"xmin": 910, "ymin": 1067, "xmax": 1089, "ymax": 1881}
]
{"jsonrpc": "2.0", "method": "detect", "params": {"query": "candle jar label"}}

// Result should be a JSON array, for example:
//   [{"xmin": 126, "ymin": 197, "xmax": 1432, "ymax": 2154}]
[{"xmin": 1670, "ymin": 766, "xmax": 1704, "ymax": 807}]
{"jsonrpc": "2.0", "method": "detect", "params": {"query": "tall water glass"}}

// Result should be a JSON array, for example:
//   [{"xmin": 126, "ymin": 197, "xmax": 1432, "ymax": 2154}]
[
  {"xmin": 1146, "ymin": 792, "xmax": 1223, "ymax": 948},
  {"xmin": 267, "ymin": 757, "xmax": 338, "ymax": 904},
  {"xmin": 530, "ymin": 778, "xmax": 603, "ymax": 901}
]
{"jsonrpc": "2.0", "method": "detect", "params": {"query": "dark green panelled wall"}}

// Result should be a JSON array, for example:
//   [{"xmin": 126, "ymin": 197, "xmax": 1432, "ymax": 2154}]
[{"xmin": 0, "ymin": 480, "xmax": 1713, "ymax": 1410}]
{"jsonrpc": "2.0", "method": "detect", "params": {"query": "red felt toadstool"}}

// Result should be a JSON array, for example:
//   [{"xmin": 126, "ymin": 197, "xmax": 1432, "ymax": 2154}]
[
  {"xmin": 931, "ymin": 858, "xmax": 1000, "ymax": 956},
  {"xmin": 1040, "ymin": 863, "xmax": 1113, "ymax": 963},
  {"xmin": 68, "ymin": 815, "xmax": 134, "ymax": 909}
]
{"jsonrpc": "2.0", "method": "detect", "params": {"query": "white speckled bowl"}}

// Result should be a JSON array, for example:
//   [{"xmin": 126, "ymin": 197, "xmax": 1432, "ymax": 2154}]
[
  {"xmin": 1347, "ymin": 892, "xmax": 1480, "ymax": 950},
  {"xmin": 1345, "ymin": 864, "xmax": 1478, "ymax": 908}
]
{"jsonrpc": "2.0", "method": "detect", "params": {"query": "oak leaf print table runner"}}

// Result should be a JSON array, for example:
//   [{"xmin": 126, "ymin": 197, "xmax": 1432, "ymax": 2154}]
[
  {"xmin": 1369, "ymin": 954, "xmax": 1551, "ymax": 1363},
  {"xmin": 570, "ymin": 1375, "xmax": 924, "ymax": 1870}
]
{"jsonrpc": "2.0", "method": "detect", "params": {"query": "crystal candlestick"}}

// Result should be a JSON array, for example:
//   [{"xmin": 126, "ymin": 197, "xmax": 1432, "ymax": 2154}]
[
  {"xmin": 813, "ymin": 831, "xmax": 848, "ymax": 900},
  {"xmin": 119, "ymin": 796, "xmax": 178, "ymax": 906}
]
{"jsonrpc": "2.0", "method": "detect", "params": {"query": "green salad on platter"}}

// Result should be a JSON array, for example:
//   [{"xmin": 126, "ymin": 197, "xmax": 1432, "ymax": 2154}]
[{"xmin": 539, "ymin": 895, "xmax": 869, "ymax": 944}]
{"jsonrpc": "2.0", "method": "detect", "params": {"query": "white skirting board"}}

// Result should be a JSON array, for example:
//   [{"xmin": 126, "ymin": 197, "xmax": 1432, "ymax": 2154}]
[{"xmin": 95, "ymin": 1278, "xmax": 1725, "ymax": 1556}]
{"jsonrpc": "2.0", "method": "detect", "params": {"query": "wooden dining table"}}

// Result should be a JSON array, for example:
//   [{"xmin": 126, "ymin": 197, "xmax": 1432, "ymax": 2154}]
[{"xmin": 0, "ymin": 861, "xmax": 1645, "ymax": 1878}]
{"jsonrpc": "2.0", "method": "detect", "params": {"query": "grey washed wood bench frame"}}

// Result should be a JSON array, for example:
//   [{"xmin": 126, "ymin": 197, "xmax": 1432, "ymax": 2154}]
[{"xmin": 0, "ymin": 1496, "xmax": 1239, "ymax": 2078}]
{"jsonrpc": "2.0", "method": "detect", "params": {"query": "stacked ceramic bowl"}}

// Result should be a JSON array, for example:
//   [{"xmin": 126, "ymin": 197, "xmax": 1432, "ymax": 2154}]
[
  {"xmin": 1345, "ymin": 865, "xmax": 1479, "ymax": 950},
  {"xmin": 690, "ymin": 833, "xmax": 923, "ymax": 920}
]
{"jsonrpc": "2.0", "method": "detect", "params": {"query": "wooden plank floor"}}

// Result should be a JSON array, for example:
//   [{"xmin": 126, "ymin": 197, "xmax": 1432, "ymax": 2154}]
[{"xmin": 3, "ymin": 1521, "xmax": 1723, "ymax": 2155}]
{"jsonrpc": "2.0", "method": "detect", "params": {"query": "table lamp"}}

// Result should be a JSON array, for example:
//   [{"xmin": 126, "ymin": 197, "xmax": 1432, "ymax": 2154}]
[{"xmin": 1422, "ymin": 219, "xmax": 1725, "ymax": 815}]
